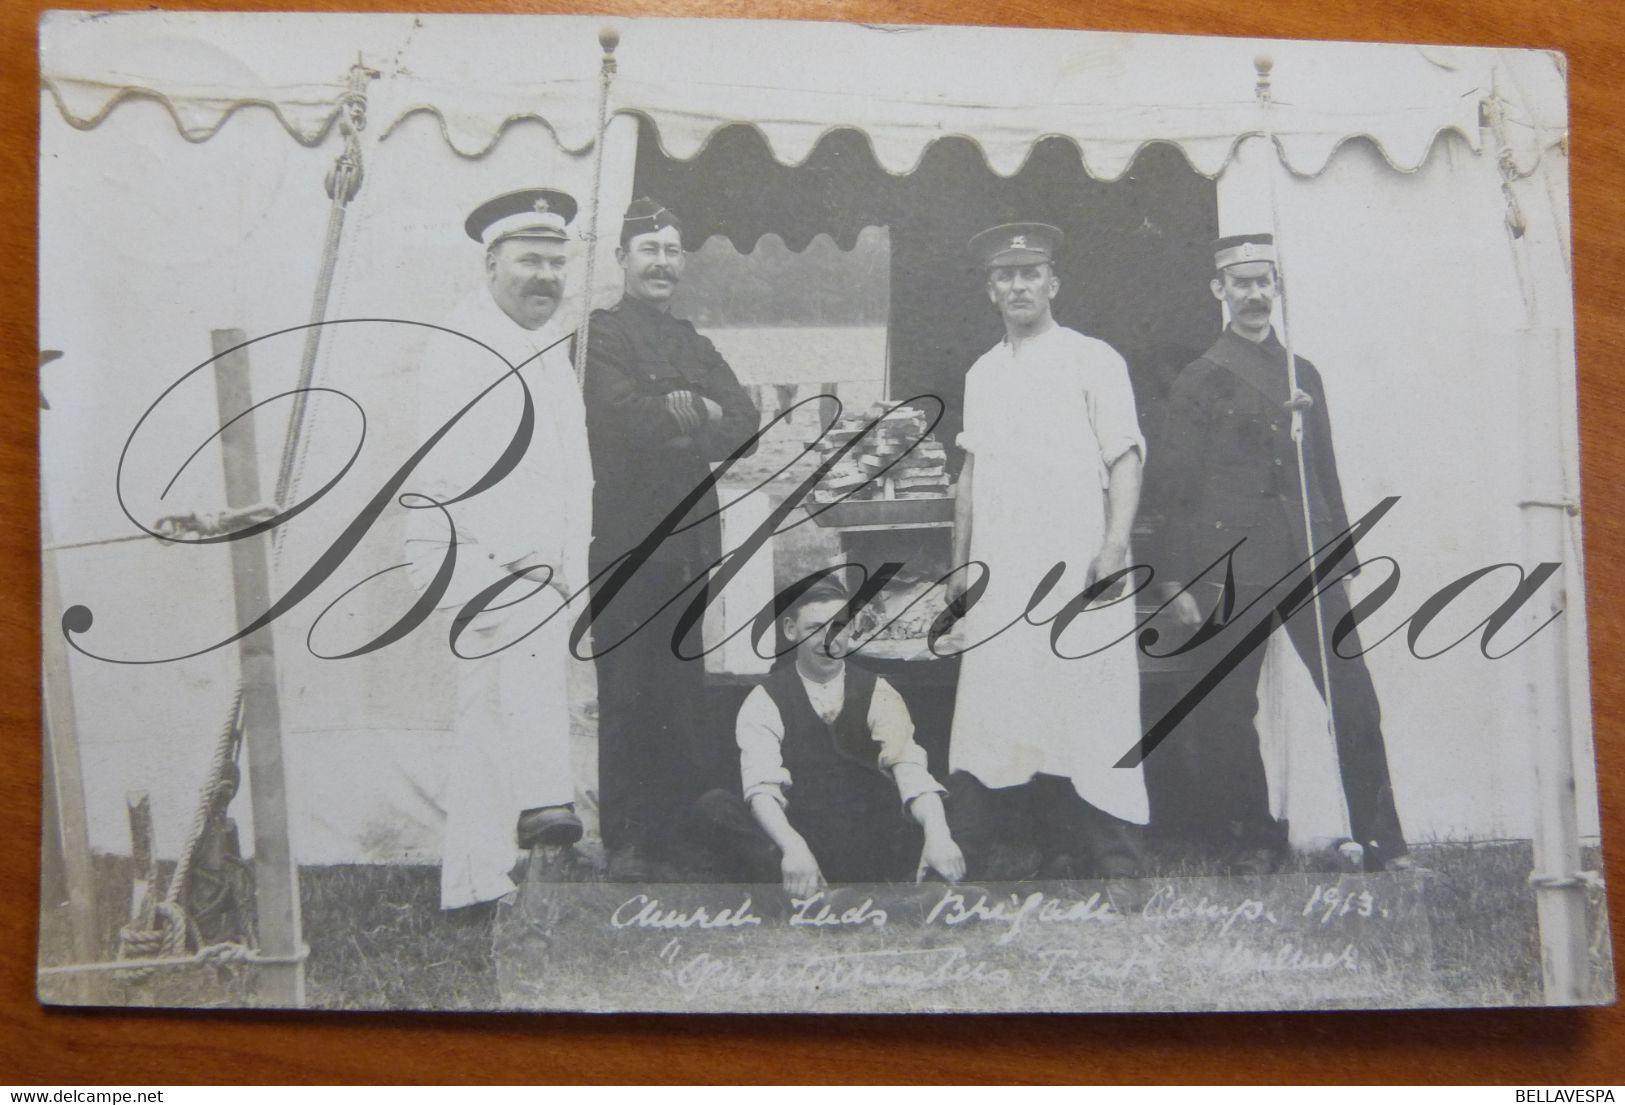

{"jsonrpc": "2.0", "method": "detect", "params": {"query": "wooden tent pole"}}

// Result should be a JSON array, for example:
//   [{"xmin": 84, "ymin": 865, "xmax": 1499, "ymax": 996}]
[
  {"xmin": 39, "ymin": 374, "xmax": 100, "ymax": 998},
  {"xmin": 211, "ymin": 330, "xmax": 305, "ymax": 1008},
  {"xmin": 572, "ymin": 27, "xmax": 620, "ymax": 389},
  {"xmin": 1253, "ymin": 54, "xmax": 1343, "ymax": 841},
  {"xmin": 1485, "ymin": 75, "xmax": 1592, "ymax": 1001},
  {"xmin": 1518, "ymin": 330, "xmax": 1591, "ymax": 1004}
]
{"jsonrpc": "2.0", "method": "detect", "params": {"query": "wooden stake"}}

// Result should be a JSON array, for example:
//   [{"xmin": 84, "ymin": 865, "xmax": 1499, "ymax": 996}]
[
  {"xmin": 211, "ymin": 329, "xmax": 305, "ymax": 1008},
  {"xmin": 126, "ymin": 791, "xmax": 157, "ymax": 929}
]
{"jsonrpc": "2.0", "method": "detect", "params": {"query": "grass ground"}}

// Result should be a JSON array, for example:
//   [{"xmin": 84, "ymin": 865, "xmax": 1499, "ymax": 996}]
[{"xmin": 37, "ymin": 840, "xmax": 1614, "ymax": 1012}]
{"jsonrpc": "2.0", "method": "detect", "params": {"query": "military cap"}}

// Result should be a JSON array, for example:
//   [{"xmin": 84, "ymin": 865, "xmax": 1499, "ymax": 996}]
[
  {"xmin": 464, "ymin": 188, "xmax": 577, "ymax": 247},
  {"xmin": 620, "ymin": 197, "xmax": 682, "ymax": 247},
  {"xmin": 968, "ymin": 222, "xmax": 1064, "ymax": 269},
  {"xmin": 781, "ymin": 573, "xmax": 853, "ymax": 618},
  {"xmin": 1212, "ymin": 233, "xmax": 1277, "ymax": 270}
]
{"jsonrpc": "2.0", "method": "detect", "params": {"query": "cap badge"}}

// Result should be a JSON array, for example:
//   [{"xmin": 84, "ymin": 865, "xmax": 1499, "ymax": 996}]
[
  {"xmin": 1009, "ymin": 234, "xmax": 1028, "ymax": 250},
  {"xmin": 1241, "ymin": 242, "xmax": 1256, "ymax": 259},
  {"xmin": 533, "ymin": 198, "xmax": 551, "ymax": 214}
]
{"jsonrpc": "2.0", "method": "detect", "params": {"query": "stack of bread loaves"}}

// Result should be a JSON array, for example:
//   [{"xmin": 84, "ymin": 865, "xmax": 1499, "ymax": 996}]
[{"xmin": 809, "ymin": 404, "xmax": 952, "ymax": 505}]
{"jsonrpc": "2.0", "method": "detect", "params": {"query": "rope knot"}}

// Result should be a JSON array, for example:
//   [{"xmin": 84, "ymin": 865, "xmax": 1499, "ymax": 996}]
[{"xmin": 118, "ymin": 900, "xmax": 189, "ymax": 962}]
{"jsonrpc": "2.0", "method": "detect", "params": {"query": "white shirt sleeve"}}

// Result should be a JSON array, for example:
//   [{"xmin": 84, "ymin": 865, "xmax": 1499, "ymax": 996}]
[
  {"xmin": 1082, "ymin": 339, "xmax": 1147, "ymax": 482},
  {"xmin": 410, "ymin": 317, "xmax": 528, "ymax": 565},
  {"xmin": 868, "ymin": 677, "xmax": 947, "ymax": 808},
  {"xmin": 410, "ymin": 330, "xmax": 480, "ymax": 518},
  {"xmin": 955, "ymin": 358, "xmax": 987, "ymax": 456},
  {"xmin": 736, "ymin": 685, "xmax": 792, "ymax": 808},
  {"xmin": 541, "ymin": 347, "xmax": 594, "ymax": 590},
  {"xmin": 403, "ymin": 329, "xmax": 489, "ymax": 592}
]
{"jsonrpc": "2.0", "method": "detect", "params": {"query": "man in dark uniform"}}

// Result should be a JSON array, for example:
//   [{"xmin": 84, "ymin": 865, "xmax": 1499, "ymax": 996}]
[
  {"xmin": 1150, "ymin": 233, "xmax": 1415, "ymax": 874},
  {"xmin": 583, "ymin": 198, "xmax": 760, "ymax": 879}
]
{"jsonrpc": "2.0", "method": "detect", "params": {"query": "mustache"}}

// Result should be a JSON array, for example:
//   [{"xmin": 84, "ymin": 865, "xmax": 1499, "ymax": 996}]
[
  {"xmin": 644, "ymin": 266, "xmax": 679, "ymax": 283},
  {"xmin": 524, "ymin": 280, "xmax": 563, "ymax": 298}
]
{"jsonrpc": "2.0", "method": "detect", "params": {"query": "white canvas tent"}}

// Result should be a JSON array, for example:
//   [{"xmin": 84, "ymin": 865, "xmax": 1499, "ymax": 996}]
[{"xmin": 39, "ymin": 13, "xmax": 1587, "ymax": 876}]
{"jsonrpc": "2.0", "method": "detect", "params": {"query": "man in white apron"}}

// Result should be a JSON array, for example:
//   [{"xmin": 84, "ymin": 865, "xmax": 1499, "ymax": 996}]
[
  {"xmin": 404, "ymin": 188, "xmax": 594, "ymax": 909},
  {"xmin": 946, "ymin": 222, "xmax": 1149, "ymax": 882}
]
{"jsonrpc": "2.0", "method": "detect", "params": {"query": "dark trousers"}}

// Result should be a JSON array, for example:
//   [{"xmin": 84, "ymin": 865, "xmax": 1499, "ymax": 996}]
[
  {"xmin": 947, "ymin": 771, "xmax": 1144, "ymax": 881},
  {"xmin": 590, "ymin": 556, "xmax": 726, "ymax": 855},
  {"xmin": 1154, "ymin": 580, "xmax": 1407, "ymax": 863},
  {"xmin": 698, "ymin": 789, "xmax": 924, "ymax": 885}
]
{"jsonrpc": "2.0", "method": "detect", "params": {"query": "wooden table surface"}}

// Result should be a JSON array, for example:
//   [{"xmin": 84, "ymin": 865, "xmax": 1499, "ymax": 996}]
[{"xmin": 4, "ymin": 0, "xmax": 1622, "ymax": 1085}]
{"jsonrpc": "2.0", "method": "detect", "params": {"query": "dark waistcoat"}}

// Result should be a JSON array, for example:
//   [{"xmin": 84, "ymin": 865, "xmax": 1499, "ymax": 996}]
[{"xmin": 763, "ymin": 663, "xmax": 894, "ymax": 822}]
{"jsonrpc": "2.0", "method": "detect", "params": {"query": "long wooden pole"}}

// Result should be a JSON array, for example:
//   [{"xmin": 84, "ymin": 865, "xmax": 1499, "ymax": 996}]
[
  {"xmin": 212, "ymin": 329, "xmax": 305, "ymax": 1008},
  {"xmin": 1481, "ymin": 75, "xmax": 1591, "ymax": 1000},
  {"xmin": 1519, "ymin": 324, "xmax": 1590, "ymax": 1004},
  {"xmin": 1249, "ymin": 55, "xmax": 1355, "ymax": 847},
  {"xmin": 39, "ymin": 405, "xmax": 100, "ymax": 1000}
]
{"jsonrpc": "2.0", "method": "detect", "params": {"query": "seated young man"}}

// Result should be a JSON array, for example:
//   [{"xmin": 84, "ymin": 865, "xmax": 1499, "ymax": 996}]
[{"xmin": 700, "ymin": 577, "xmax": 966, "ymax": 896}]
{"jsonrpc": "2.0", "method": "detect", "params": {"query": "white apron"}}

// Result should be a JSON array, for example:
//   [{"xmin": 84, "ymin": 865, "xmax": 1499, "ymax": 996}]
[
  {"xmin": 949, "ymin": 324, "xmax": 1149, "ymax": 823},
  {"xmin": 404, "ymin": 291, "xmax": 593, "ymax": 908}
]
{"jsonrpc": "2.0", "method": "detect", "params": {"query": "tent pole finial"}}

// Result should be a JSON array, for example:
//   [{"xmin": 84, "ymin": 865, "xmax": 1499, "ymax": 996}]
[
  {"xmin": 1254, "ymin": 54, "xmax": 1274, "ymax": 103},
  {"xmin": 574, "ymin": 26, "xmax": 622, "ymax": 387}
]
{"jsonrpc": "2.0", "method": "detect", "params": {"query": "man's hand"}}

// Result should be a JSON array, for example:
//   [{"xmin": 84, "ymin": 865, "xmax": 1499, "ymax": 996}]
[
  {"xmin": 919, "ymin": 829, "xmax": 966, "ymax": 884},
  {"xmin": 907, "ymin": 792, "xmax": 965, "ymax": 882},
  {"xmin": 698, "ymin": 395, "xmax": 724, "ymax": 423},
  {"xmin": 1170, "ymin": 590, "xmax": 1203, "ymax": 627},
  {"xmin": 1086, "ymin": 540, "xmax": 1130, "ymax": 599},
  {"xmin": 781, "ymin": 841, "xmax": 825, "ymax": 899},
  {"xmin": 1283, "ymin": 388, "xmax": 1314, "ymax": 412},
  {"xmin": 662, "ymin": 389, "xmax": 706, "ymax": 434}
]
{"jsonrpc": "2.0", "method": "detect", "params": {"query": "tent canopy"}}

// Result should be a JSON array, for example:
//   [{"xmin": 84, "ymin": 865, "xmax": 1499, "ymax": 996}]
[{"xmin": 42, "ymin": 11, "xmax": 1567, "ymax": 178}]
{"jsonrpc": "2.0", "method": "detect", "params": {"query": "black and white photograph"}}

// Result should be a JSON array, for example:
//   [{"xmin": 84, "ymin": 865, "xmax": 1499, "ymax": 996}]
[{"xmin": 35, "ymin": 10, "xmax": 1614, "ymax": 1013}]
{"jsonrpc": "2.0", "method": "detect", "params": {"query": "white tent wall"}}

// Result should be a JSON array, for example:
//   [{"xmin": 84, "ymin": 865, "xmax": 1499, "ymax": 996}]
[
  {"xmin": 40, "ymin": 12, "xmax": 636, "ymax": 862},
  {"xmin": 40, "ymin": 93, "xmax": 339, "ymax": 861},
  {"xmin": 1215, "ymin": 76, "xmax": 1592, "ymax": 843}
]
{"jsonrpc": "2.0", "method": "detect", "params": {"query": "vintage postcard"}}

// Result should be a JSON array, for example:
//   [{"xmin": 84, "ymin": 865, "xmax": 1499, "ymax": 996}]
[{"xmin": 36, "ymin": 10, "xmax": 1612, "ymax": 1012}]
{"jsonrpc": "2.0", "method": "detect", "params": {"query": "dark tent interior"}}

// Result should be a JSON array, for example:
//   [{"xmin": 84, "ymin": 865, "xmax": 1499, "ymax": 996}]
[
  {"xmin": 630, "ymin": 117, "xmax": 1221, "ymax": 514},
  {"xmin": 630, "ymin": 117, "xmax": 1221, "ymax": 805}
]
